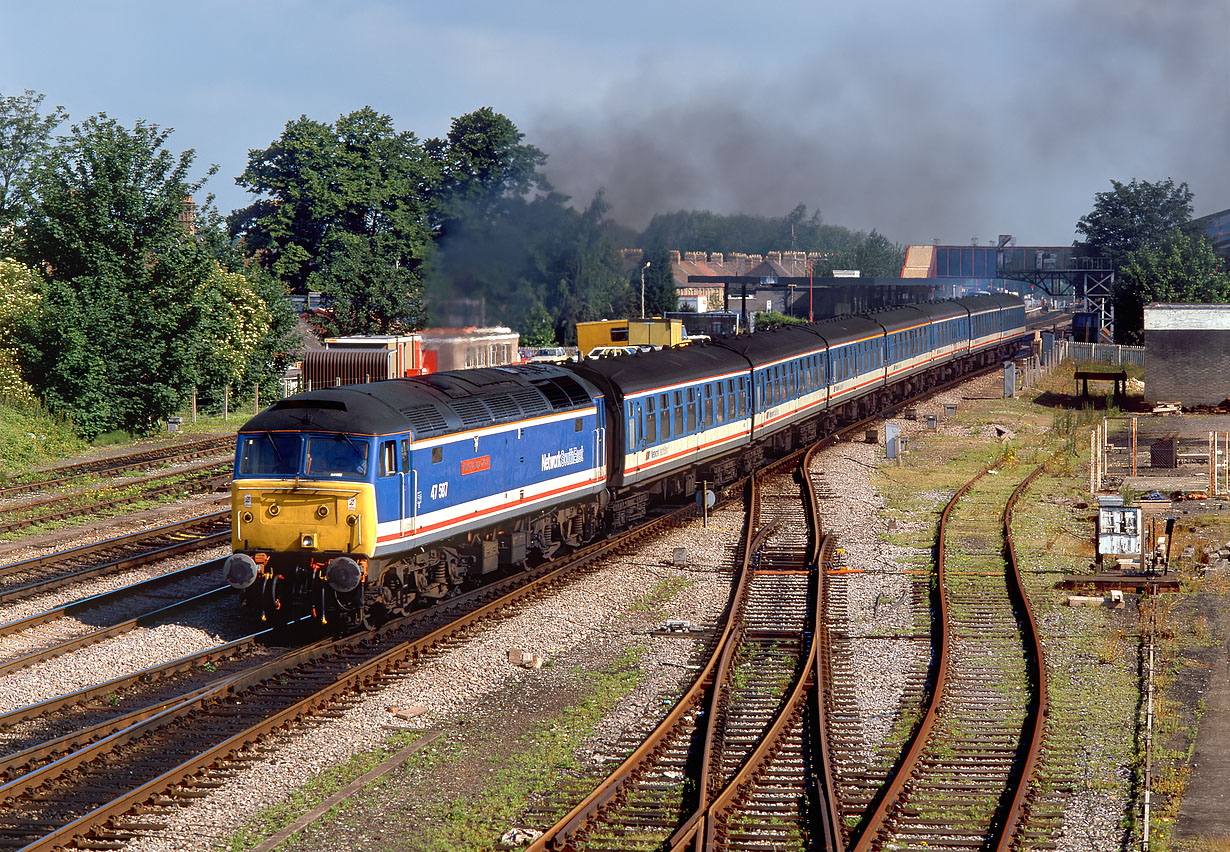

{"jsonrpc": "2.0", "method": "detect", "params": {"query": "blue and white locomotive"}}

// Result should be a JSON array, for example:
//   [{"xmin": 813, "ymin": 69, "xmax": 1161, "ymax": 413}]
[{"xmin": 224, "ymin": 293, "xmax": 1026, "ymax": 629}]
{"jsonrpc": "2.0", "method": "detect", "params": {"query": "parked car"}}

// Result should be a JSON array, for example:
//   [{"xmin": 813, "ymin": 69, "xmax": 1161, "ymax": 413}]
[{"xmin": 529, "ymin": 347, "xmax": 570, "ymax": 363}]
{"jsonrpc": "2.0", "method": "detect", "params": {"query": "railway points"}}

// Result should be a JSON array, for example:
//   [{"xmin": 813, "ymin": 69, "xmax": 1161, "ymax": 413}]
[{"xmin": 1, "ymin": 352, "xmax": 1228, "ymax": 851}]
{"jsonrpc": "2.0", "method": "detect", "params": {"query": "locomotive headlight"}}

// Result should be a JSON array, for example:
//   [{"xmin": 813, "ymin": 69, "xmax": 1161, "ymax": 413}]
[
  {"xmin": 347, "ymin": 514, "xmax": 359, "ymax": 526},
  {"xmin": 301, "ymin": 534, "xmax": 316, "ymax": 549},
  {"xmin": 223, "ymin": 553, "xmax": 259, "ymax": 590},
  {"xmin": 326, "ymin": 556, "xmax": 362, "ymax": 593},
  {"xmin": 241, "ymin": 511, "xmax": 253, "ymax": 524},
  {"xmin": 316, "ymin": 505, "xmax": 329, "ymax": 518},
  {"xmin": 268, "ymin": 504, "xmax": 280, "ymax": 517}
]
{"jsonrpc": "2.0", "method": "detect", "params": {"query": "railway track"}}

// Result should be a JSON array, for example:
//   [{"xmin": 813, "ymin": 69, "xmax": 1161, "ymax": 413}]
[
  {"xmin": 0, "ymin": 511, "xmax": 230, "ymax": 606},
  {"xmin": 828, "ymin": 460, "xmax": 1050, "ymax": 852},
  {"xmin": 0, "ymin": 435, "xmax": 234, "ymax": 501},
  {"xmin": 524, "ymin": 444, "xmax": 828, "ymax": 851},
  {"xmin": 0, "ymin": 462, "xmax": 231, "ymax": 537},
  {"xmin": 0, "ymin": 559, "xmax": 229, "ymax": 676},
  {"xmin": 0, "ymin": 481, "xmax": 717, "ymax": 852}
]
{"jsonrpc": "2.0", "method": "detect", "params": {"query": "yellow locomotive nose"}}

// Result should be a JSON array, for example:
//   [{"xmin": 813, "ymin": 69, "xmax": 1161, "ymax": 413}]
[{"xmin": 232, "ymin": 482, "xmax": 375, "ymax": 557}]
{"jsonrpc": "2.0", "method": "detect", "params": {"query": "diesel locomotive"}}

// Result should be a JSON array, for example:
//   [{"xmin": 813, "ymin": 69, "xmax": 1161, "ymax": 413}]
[{"xmin": 223, "ymin": 294, "xmax": 1027, "ymax": 630}]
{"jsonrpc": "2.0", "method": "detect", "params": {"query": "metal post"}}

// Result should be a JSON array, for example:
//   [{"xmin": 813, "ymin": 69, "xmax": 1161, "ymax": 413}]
[
  {"xmin": 641, "ymin": 260, "xmax": 651, "ymax": 319},
  {"xmin": 1132, "ymin": 417, "xmax": 1138, "ymax": 477},
  {"xmin": 224, "ymin": 386, "xmax": 229, "ymax": 422}
]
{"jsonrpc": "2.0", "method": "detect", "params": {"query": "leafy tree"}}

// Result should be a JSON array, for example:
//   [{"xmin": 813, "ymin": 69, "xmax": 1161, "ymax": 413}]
[
  {"xmin": 1075, "ymin": 178, "xmax": 1196, "ymax": 270},
  {"xmin": 14, "ymin": 115, "xmax": 218, "ymax": 438},
  {"xmin": 427, "ymin": 106, "xmax": 549, "ymax": 232},
  {"xmin": 638, "ymin": 205, "xmax": 866, "ymax": 260},
  {"xmin": 0, "ymin": 90, "xmax": 67, "ymax": 237},
  {"xmin": 853, "ymin": 230, "xmax": 906, "ymax": 277},
  {"xmin": 753, "ymin": 311, "xmax": 805, "ymax": 331},
  {"xmin": 190, "ymin": 262, "xmax": 300, "ymax": 406},
  {"xmin": 0, "ymin": 258, "xmax": 42, "ymax": 405},
  {"xmin": 232, "ymin": 107, "xmax": 435, "ymax": 333},
  {"xmin": 638, "ymin": 248, "xmax": 677, "ymax": 317},
  {"xmin": 1114, "ymin": 230, "xmax": 1230, "ymax": 343}
]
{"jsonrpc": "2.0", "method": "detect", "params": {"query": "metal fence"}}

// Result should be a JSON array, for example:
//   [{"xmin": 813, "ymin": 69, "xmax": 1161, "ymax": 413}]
[{"xmin": 1051, "ymin": 340, "xmax": 1145, "ymax": 368}]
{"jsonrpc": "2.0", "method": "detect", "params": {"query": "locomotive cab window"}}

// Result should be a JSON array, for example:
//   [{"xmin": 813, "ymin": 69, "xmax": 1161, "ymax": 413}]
[
  {"xmin": 238, "ymin": 433, "xmax": 301, "ymax": 477},
  {"xmin": 306, "ymin": 435, "xmax": 369, "ymax": 478}
]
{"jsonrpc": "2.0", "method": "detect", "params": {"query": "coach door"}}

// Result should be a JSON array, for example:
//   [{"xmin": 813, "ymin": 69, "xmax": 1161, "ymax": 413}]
[
  {"xmin": 594, "ymin": 401, "xmax": 606, "ymax": 485},
  {"xmin": 401, "ymin": 438, "xmax": 414, "ymax": 535}
]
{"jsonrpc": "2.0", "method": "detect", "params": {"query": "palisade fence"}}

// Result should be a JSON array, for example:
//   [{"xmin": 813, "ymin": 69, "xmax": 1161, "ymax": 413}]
[{"xmin": 1049, "ymin": 339, "xmax": 1145, "ymax": 368}]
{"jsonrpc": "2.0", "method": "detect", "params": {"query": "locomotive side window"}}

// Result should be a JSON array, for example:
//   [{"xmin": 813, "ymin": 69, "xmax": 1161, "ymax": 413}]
[
  {"xmin": 379, "ymin": 440, "xmax": 397, "ymax": 477},
  {"xmin": 575, "ymin": 417, "xmax": 584, "ymax": 432},
  {"xmin": 432, "ymin": 447, "xmax": 443, "ymax": 464},
  {"xmin": 401, "ymin": 439, "xmax": 409, "ymax": 473},
  {"xmin": 238, "ymin": 433, "xmax": 301, "ymax": 476}
]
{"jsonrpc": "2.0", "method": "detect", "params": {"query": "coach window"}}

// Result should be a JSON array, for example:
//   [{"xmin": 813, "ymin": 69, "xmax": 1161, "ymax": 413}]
[
  {"xmin": 716, "ymin": 390, "xmax": 726, "ymax": 424},
  {"xmin": 629, "ymin": 408, "xmax": 638, "ymax": 446},
  {"xmin": 704, "ymin": 385, "xmax": 714, "ymax": 426},
  {"xmin": 645, "ymin": 397, "xmax": 657, "ymax": 443},
  {"xmin": 380, "ymin": 440, "xmax": 398, "ymax": 476},
  {"xmin": 673, "ymin": 391, "xmax": 684, "ymax": 437},
  {"xmin": 687, "ymin": 388, "xmax": 697, "ymax": 431}
]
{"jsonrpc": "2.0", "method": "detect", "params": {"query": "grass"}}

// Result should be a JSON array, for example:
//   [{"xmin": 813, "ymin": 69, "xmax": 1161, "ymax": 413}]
[
  {"xmin": 226, "ymin": 645, "xmax": 652, "ymax": 852},
  {"xmin": 627, "ymin": 576, "xmax": 695, "ymax": 614},
  {"xmin": 0, "ymin": 400, "xmax": 86, "ymax": 475},
  {"xmin": 0, "ymin": 398, "xmax": 240, "ymax": 480}
]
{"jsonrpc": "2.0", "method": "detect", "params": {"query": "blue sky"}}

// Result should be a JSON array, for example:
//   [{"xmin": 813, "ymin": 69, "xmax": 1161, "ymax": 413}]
[{"xmin": 2, "ymin": 0, "xmax": 1227, "ymax": 246}]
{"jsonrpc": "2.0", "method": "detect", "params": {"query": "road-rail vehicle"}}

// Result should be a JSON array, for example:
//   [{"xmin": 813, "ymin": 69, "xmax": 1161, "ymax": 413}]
[{"xmin": 224, "ymin": 294, "xmax": 1027, "ymax": 630}]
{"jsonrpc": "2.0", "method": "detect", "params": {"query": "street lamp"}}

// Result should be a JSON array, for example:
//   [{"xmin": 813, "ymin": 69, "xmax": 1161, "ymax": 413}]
[{"xmin": 640, "ymin": 260, "xmax": 652, "ymax": 318}]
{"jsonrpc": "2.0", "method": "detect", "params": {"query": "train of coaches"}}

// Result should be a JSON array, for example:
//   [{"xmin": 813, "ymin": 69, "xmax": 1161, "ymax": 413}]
[{"xmin": 222, "ymin": 294, "xmax": 1028, "ymax": 630}]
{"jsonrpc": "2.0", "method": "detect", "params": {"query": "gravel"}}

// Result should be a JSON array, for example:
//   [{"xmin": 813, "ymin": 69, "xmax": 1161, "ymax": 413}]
[{"xmin": 0, "ymin": 381, "xmax": 1147, "ymax": 851}]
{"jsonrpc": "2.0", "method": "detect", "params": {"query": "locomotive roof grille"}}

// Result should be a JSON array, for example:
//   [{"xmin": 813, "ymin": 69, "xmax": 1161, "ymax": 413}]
[
  {"xmin": 402, "ymin": 404, "xmax": 449, "ymax": 438},
  {"xmin": 510, "ymin": 388, "xmax": 551, "ymax": 417},
  {"xmin": 532, "ymin": 379, "xmax": 571, "ymax": 410},
  {"xmin": 485, "ymin": 394, "xmax": 522, "ymax": 422},
  {"xmin": 452, "ymin": 397, "xmax": 494, "ymax": 428}
]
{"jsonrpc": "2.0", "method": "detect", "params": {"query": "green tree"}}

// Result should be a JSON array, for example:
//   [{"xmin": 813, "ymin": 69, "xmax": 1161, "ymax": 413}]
[
  {"xmin": 0, "ymin": 90, "xmax": 67, "ymax": 237},
  {"xmin": 427, "ymin": 106, "xmax": 549, "ymax": 231},
  {"xmin": 753, "ymin": 311, "xmax": 805, "ymax": 331},
  {"xmin": 639, "ymin": 248, "xmax": 677, "ymax": 317},
  {"xmin": 0, "ymin": 258, "xmax": 42, "ymax": 405},
  {"xmin": 1075, "ymin": 178, "xmax": 1196, "ymax": 270},
  {"xmin": 15, "ymin": 115, "xmax": 217, "ymax": 438},
  {"xmin": 1114, "ymin": 230, "xmax": 1230, "ymax": 343},
  {"xmin": 232, "ymin": 107, "xmax": 435, "ymax": 333},
  {"xmin": 190, "ymin": 262, "xmax": 300, "ymax": 406}
]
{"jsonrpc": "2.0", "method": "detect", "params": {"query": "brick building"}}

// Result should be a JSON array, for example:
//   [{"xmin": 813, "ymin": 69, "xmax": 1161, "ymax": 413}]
[{"xmin": 1143, "ymin": 304, "xmax": 1230, "ymax": 407}]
